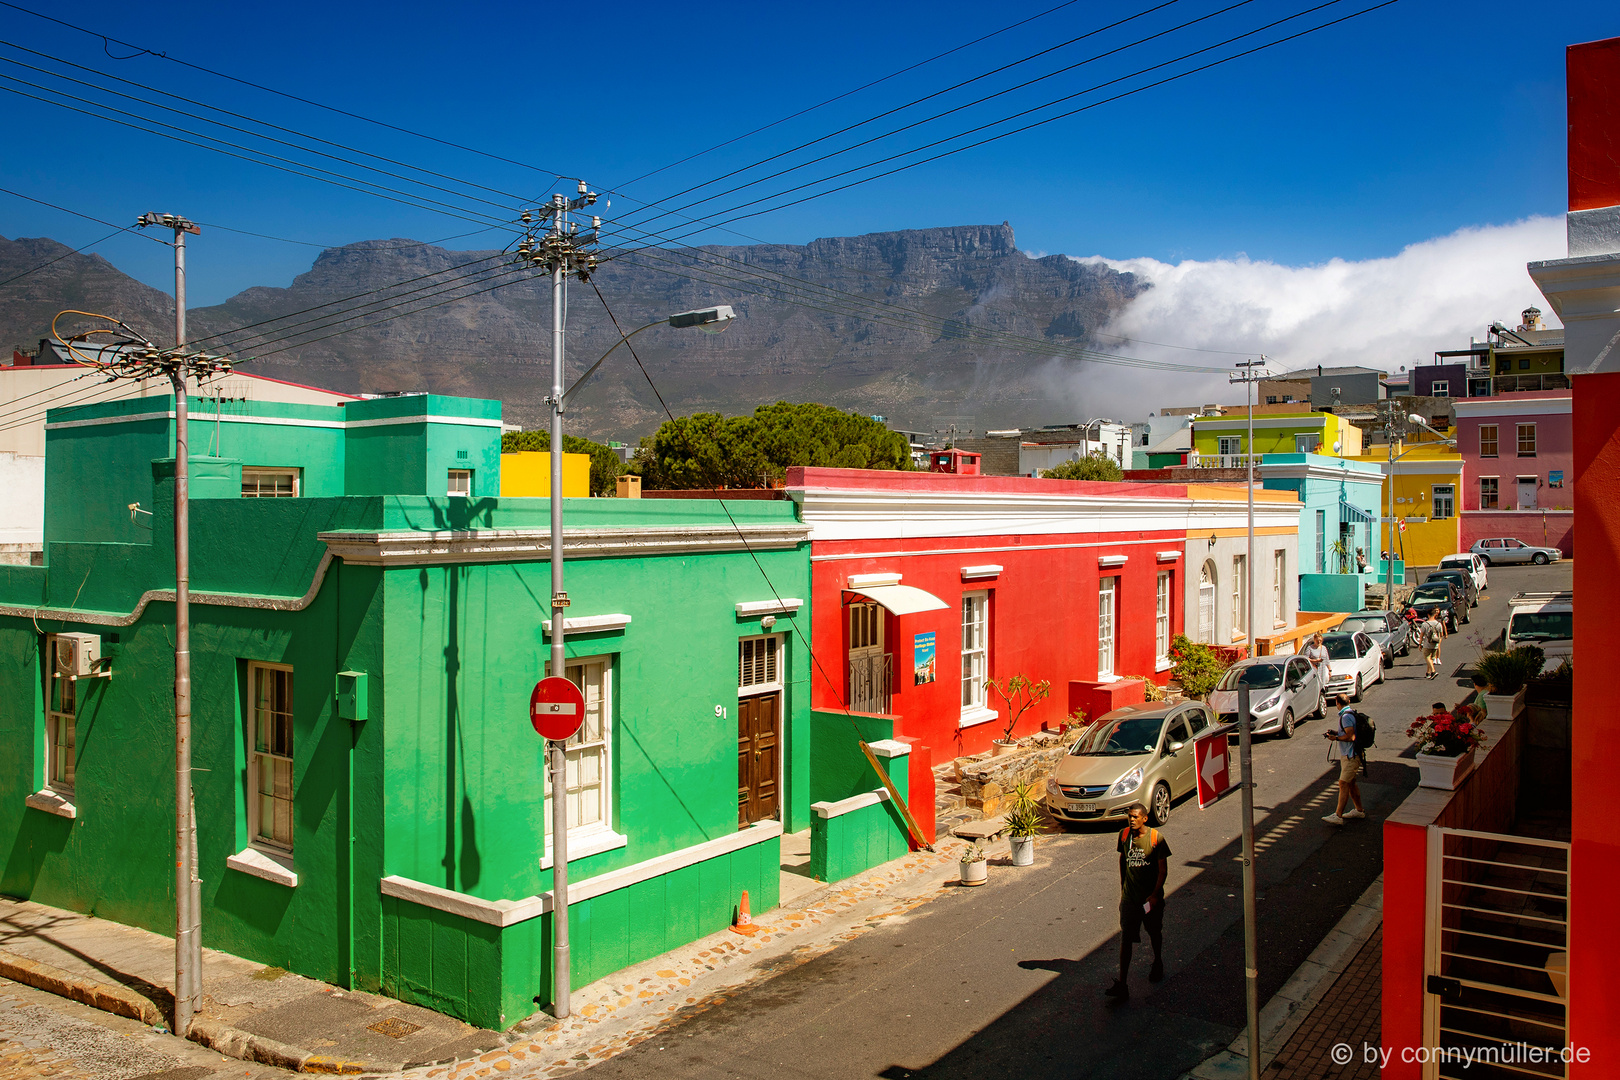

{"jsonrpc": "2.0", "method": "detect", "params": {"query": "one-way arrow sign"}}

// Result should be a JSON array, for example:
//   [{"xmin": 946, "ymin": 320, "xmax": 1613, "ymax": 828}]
[{"xmin": 1195, "ymin": 728, "xmax": 1233, "ymax": 809}]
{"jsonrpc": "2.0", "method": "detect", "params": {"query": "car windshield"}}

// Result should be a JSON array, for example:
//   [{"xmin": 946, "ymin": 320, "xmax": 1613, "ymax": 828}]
[
  {"xmin": 1338, "ymin": 617, "xmax": 1386, "ymax": 635},
  {"xmin": 1412, "ymin": 585, "xmax": 1451, "ymax": 601},
  {"xmin": 1323, "ymin": 636, "xmax": 1357, "ymax": 660},
  {"xmin": 1071, "ymin": 715, "xmax": 1164, "ymax": 756},
  {"xmin": 1217, "ymin": 664, "xmax": 1284, "ymax": 691},
  {"xmin": 1427, "ymin": 572, "xmax": 1466, "ymax": 586},
  {"xmin": 1509, "ymin": 611, "xmax": 1573, "ymax": 641}
]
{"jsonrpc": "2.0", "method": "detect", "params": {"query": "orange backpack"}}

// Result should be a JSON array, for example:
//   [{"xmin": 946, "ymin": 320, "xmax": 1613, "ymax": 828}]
[{"xmin": 1120, "ymin": 826, "xmax": 1159, "ymax": 849}]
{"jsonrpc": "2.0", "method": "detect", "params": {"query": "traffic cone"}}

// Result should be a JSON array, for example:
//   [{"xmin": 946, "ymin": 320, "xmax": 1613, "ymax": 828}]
[{"xmin": 730, "ymin": 889, "xmax": 758, "ymax": 935}]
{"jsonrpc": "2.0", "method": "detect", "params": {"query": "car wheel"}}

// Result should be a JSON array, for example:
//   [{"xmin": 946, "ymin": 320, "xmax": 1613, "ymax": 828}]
[
  {"xmin": 1280, "ymin": 709, "xmax": 1295, "ymax": 739},
  {"xmin": 1533, "ymin": 552, "xmax": 1549, "ymax": 565},
  {"xmin": 1314, "ymin": 691, "xmax": 1327, "ymax": 719},
  {"xmin": 1478, "ymin": 554, "xmax": 1491, "ymax": 566},
  {"xmin": 1375, "ymin": 661, "xmax": 1385, "ymax": 685},
  {"xmin": 1150, "ymin": 782, "xmax": 1172, "ymax": 826},
  {"xmin": 1462, "ymin": 607, "xmax": 1470, "ymax": 625},
  {"xmin": 1351, "ymin": 675, "xmax": 1363, "ymax": 703}
]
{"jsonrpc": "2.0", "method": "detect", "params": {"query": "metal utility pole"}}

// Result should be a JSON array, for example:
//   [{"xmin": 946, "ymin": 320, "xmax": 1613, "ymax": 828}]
[
  {"xmin": 1229, "ymin": 356, "xmax": 1271, "ymax": 1080},
  {"xmin": 137, "ymin": 211, "xmax": 204, "ymax": 1036},
  {"xmin": 515, "ymin": 182, "xmax": 600, "ymax": 1020},
  {"xmin": 1383, "ymin": 403, "xmax": 1398, "ymax": 611}
]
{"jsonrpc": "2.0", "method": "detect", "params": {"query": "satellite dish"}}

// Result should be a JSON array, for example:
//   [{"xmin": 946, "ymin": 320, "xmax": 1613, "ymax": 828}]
[{"xmin": 1333, "ymin": 441, "xmax": 1343, "ymax": 453}]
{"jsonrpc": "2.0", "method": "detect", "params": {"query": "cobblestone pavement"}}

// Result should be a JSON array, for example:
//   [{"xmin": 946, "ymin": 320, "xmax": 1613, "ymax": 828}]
[{"xmin": 1261, "ymin": 926, "xmax": 1382, "ymax": 1080}]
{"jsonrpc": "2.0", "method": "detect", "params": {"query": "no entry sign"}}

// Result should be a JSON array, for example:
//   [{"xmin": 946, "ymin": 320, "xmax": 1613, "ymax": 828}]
[
  {"xmin": 1195, "ymin": 729, "xmax": 1232, "ymax": 809},
  {"xmin": 530, "ymin": 677, "xmax": 585, "ymax": 741}
]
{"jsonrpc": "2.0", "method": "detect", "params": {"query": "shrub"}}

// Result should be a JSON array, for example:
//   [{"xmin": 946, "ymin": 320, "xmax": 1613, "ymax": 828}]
[
  {"xmin": 989, "ymin": 674, "xmax": 1052, "ymax": 743},
  {"xmin": 1475, "ymin": 645, "xmax": 1546, "ymax": 695},
  {"xmin": 1169, "ymin": 634, "xmax": 1231, "ymax": 699},
  {"xmin": 1043, "ymin": 451, "xmax": 1123, "ymax": 482},
  {"xmin": 1004, "ymin": 782, "xmax": 1047, "ymax": 839}
]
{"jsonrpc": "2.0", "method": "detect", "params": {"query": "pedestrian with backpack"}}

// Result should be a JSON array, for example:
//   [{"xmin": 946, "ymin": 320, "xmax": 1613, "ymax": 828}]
[
  {"xmin": 1323, "ymin": 695, "xmax": 1367, "ymax": 825},
  {"xmin": 1105, "ymin": 802, "xmax": 1170, "ymax": 1001}
]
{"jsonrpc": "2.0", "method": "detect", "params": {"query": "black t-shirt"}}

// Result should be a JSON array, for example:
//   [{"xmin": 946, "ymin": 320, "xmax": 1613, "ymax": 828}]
[{"xmin": 1118, "ymin": 827, "xmax": 1172, "ymax": 905}]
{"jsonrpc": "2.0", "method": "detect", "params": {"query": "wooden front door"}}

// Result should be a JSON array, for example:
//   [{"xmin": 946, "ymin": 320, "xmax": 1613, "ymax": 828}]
[{"xmin": 737, "ymin": 694, "xmax": 779, "ymax": 827}]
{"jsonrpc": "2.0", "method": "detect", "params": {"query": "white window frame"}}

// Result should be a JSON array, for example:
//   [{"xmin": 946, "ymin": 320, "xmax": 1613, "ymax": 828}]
[
  {"xmin": 738, "ymin": 633, "xmax": 783, "ymax": 694},
  {"xmin": 1232, "ymin": 554, "xmax": 1247, "ymax": 637},
  {"xmin": 960, "ymin": 591, "xmax": 990, "ymax": 721},
  {"xmin": 241, "ymin": 467, "xmax": 301, "ymax": 498},
  {"xmin": 1479, "ymin": 476, "xmax": 1499, "ymax": 510},
  {"xmin": 1315, "ymin": 509, "xmax": 1326, "ymax": 573},
  {"xmin": 1431, "ymin": 380, "xmax": 1450, "ymax": 397},
  {"xmin": 1155, "ymin": 571, "xmax": 1172, "ymax": 669},
  {"xmin": 1294, "ymin": 434, "xmax": 1320, "ymax": 453},
  {"xmin": 542, "ymin": 654, "xmax": 618, "ymax": 858},
  {"xmin": 44, "ymin": 635, "xmax": 77, "ymax": 796},
  {"xmin": 448, "ymin": 468, "xmax": 473, "ymax": 496},
  {"xmin": 1432, "ymin": 485, "xmax": 1455, "ymax": 520},
  {"xmin": 247, "ymin": 661, "xmax": 295, "ymax": 854},
  {"xmin": 1098, "ymin": 577, "xmax": 1118, "ymax": 679},
  {"xmin": 1218, "ymin": 436, "xmax": 1242, "ymax": 456},
  {"xmin": 1272, "ymin": 549, "xmax": 1286, "ymax": 626},
  {"xmin": 1198, "ymin": 561, "xmax": 1217, "ymax": 644}
]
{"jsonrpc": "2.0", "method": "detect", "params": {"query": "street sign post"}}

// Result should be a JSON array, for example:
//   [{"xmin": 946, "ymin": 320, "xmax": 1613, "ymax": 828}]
[
  {"xmin": 1195, "ymin": 727, "xmax": 1233, "ymax": 809},
  {"xmin": 531, "ymin": 677, "xmax": 585, "ymax": 741}
]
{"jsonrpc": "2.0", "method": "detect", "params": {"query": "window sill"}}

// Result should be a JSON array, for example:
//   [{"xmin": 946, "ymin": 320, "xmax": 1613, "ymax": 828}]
[
  {"xmin": 540, "ymin": 826, "xmax": 628, "ymax": 869},
  {"xmin": 25, "ymin": 789, "xmax": 76, "ymax": 819},
  {"xmin": 227, "ymin": 846, "xmax": 298, "ymax": 888},
  {"xmin": 958, "ymin": 705, "xmax": 998, "ymax": 729},
  {"xmin": 1155, "ymin": 659, "xmax": 1173, "ymax": 673}
]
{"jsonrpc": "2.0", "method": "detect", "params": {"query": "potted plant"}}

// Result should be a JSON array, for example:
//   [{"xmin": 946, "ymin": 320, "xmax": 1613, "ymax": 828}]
[
  {"xmin": 1004, "ymin": 781, "xmax": 1045, "ymax": 867},
  {"xmin": 1405, "ymin": 707, "xmax": 1489, "ymax": 790},
  {"xmin": 1475, "ymin": 645, "xmax": 1545, "ymax": 720},
  {"xmin": 989, "ymin": 674, "xmax": 1052, "ymax": 756},
  {"xmin": 959, "ymin": 843, "xmax": 988, "ymax": 886}
]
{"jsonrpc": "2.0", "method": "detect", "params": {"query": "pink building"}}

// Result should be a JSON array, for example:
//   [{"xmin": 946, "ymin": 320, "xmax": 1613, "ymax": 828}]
[{"xmin": 1453, "ymin": 390, "xmax": 1573, "ymax": 556}]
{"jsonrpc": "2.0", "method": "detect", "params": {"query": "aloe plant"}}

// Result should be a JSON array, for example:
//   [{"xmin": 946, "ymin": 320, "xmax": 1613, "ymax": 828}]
[{"xmin": 1004, "ymin": 781, "xmax": 1046, "ymax": 840}]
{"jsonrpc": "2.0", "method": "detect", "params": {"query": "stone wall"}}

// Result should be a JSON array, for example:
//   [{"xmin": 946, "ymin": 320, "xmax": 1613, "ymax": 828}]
[{"xmin": 957, "ymin": 732, "xmax": 1070, "ymax": 816}]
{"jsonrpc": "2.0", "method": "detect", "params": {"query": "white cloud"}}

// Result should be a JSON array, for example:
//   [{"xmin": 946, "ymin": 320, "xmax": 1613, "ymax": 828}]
[{"xmin": 1060, "ymin": 216, "xmax": 1566, "ymax": 418}]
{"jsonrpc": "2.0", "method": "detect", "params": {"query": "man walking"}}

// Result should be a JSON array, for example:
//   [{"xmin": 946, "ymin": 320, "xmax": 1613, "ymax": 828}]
[
  {"xmin": 1323, "ymin": 696, "xmax": 1366, "ymax": 825},
  {"xmin": 1106, "ymin": 802, "xmax": 1170, "ymax": 1000},
  {"xmin": 1419, "ymin": 608, "xmax": 1447, "ymax": 680}
]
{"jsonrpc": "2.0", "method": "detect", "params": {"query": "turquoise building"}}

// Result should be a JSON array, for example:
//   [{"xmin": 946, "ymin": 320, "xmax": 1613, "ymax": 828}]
[
  {"xmin": 1258, "ymin": 454, "xmax": 1387, "ymax": 611},
  {"xmin": 0, "ymin": 393, "xmax": 911, "ymax": 1030}
]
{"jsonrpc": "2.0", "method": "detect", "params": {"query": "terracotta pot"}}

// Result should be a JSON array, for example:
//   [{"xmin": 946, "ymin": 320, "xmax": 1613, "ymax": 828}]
[
  {"xmin": 959, "ymin": 858, "xmax": 988, "ymax": 886},
  {"xmin": 991, "ymin": 740, "xmax": 1019, "ymax": 757},
  {"xmin": 1009, "ymin": 836, "xmax": 1035, "ymax": 866},
  {"xmin": 1415, "ymin": 747, "xmax": 1477, "ymax": 790}
]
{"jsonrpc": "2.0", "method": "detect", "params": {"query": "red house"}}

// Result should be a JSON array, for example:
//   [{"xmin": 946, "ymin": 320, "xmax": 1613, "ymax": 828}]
[{"xmin": 1453, "ymin": 390, "xmax": 1573, "ymax": 556}]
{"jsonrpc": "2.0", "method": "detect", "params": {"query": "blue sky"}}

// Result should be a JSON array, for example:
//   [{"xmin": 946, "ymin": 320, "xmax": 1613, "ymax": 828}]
[{"xmin": 0, "ymin": 0, "xmax": 1612, "ymax": 307}]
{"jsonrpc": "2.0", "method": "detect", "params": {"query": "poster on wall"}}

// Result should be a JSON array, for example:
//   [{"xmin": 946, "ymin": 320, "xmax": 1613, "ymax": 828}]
[
  {"xmin": 1549, "ymin": 470, "xmax": 1564, "ymax": 488},
  {"xmin": 913, "ymin": 632, "xmax": 936, "ymax": 684}
]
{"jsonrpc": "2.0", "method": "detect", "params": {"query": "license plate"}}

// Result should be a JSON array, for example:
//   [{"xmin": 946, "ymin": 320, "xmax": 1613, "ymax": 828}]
[{"xmin": 1071, "ymin": 801, "xmax": 1098, "ymax": 812}]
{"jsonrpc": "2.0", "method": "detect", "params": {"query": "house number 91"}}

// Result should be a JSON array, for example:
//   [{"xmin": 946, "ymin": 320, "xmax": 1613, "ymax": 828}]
[{"xmin": 714, "ymin": 705, "xmax": 729, "ymax": 719}]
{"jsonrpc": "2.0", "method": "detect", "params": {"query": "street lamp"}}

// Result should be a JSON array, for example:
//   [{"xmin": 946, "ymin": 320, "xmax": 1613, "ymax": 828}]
[
  {"xmin": 564, "ymin": 306, "xmax": 735, "ymax": 403},
  {"xmin": 1381, "ymin": 411, "xmax": 1457, "ymax": 610}
]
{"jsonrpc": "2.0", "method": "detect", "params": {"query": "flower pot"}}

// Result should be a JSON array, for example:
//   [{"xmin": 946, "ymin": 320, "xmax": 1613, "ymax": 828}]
[
  {"xmin": 1009, "ymin": 836, "xmax": 1035, "ymax": 866},
  {"xmin": 1415, "ymin": 747, "xmax": 1477, "ymax": 790},
  {"xmin": 991, "ymin": 740, "xmax": 1019, "ymax": 757},
  {"xmin": 959, "ymin": 857, "xmax": 988, "ymax": 886},
  {"xmin": 1484, "ymin": 688, "xmax": 1526, "ymax": 721}
]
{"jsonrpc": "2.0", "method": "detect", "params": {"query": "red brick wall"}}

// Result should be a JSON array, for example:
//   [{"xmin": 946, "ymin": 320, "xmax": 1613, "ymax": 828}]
[{"xmin": 1568, "ymin": 37, "xmax": 1620, "ymax": 211}]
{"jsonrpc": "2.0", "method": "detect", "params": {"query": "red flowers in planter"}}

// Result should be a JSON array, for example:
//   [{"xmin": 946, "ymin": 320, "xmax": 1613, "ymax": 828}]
[{"xmin": 1406, "ymin": 707, "xmax": 1489, "ymax": 757}]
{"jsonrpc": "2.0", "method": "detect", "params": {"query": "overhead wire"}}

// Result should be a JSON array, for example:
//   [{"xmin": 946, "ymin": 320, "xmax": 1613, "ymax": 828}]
[
  {"xmin": 0, "ymin": 227, "xmax": 126, "ymax": 290},
  {"xmin": 0, "ymin": 185, "xmax": 167, "ymax": 244}
]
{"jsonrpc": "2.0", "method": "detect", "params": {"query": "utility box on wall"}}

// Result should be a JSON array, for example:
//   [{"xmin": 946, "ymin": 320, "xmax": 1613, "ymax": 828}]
[{"xmin": 336, "ymin": 670, "xmax": 368, "ymax": 722}]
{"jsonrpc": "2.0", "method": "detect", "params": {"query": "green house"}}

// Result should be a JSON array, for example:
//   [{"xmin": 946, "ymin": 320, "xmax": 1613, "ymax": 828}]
[
  {"xmin": 0, "ymin": 392, "xmax": 880, "ymax": 1031},
  {"xmin": 1189, "ymin": 409, "xmax": 1364, "ymax": 467}
]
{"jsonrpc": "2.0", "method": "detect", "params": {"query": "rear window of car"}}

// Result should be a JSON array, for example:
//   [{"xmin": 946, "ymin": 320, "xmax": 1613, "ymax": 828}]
[
  {"xmin": 1412, "ymin": 584, "xmax": 1451, "ymax": 600},
  {"xmin": 1323, "ymin": 635, "xmax": 1357, "ymax": 660}
]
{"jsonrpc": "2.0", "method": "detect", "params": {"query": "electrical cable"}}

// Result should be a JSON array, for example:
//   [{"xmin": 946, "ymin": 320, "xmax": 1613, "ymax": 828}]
[
  {"xmin": 189, "ymin": 221, "xmax": 505, "ymax": 250},
  {"xmin": 0, "ymin": 185, "xmax": 166, "ymax": 244},
  {"xmin": 0, "ymin": 227, "xmax": 125, "ymax": 290}
]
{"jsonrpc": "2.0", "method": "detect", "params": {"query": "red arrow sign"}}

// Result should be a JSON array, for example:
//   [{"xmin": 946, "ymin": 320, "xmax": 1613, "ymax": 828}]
[
  {"xmin": 530, "ymin": 677, "xmax": 585, "ymax": 741},
  {"xmin": 1195, "ymin": 730, "xmax": 1232, "ymax": 809}
]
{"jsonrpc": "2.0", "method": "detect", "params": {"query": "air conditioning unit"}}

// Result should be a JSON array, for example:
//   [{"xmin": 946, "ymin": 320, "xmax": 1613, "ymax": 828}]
[{"xmin": 54, "ymin": 632, "xmax": 101, "ymax": 678}]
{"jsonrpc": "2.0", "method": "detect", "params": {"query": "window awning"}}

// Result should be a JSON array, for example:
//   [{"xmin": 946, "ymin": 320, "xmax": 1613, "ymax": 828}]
[
  {"xmin": 845, "ymin": 584, "xmax": 950, "ymax": 616},
  {"xmin": 1339, "ymin": 501, "xmax": 1376, "ymax": 525}
]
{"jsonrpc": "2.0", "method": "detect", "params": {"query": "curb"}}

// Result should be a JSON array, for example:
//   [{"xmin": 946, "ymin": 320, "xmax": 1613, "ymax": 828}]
[
  {"xmin": 0, "ymin": 947, "xmax": 400, "ymax": 1075},
  {"xmin": 1181, "ymin": 873, "xmax": 1383, "ymax": 1080}
]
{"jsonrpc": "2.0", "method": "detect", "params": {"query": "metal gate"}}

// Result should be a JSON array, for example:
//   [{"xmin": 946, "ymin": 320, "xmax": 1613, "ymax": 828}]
[{"xmin": 1424, "ymin": 827, "xmax": 1570, "ymax": 1079}]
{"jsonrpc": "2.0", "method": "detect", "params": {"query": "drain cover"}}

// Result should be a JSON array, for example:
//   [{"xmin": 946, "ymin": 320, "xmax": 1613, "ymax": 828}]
[{"xmin": 368, "ymin": 1017, "xmax": 424, "ymax": 1039}]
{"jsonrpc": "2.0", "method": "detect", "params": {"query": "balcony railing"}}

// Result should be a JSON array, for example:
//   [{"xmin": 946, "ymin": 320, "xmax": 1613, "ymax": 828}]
[
  {"xmin": 847, "ymin": 653, "xmax": 893, "ymax": 715},
  {"xmin": 1188, "ymin": 453, "xmax": 1263, "ymax": 469}
]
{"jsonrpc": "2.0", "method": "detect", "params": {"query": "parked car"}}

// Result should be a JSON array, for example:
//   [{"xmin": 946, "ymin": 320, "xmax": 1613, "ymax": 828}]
[
  {"xmin": 1320, "ymin": 631, "xmax": 1383, "ymax": 703},
  {"xmin": 1470, "ymin": 537, "xmax": 1563, "ymax": 566},
  {"xmin": 1506, "ymin": 591, "xmax": 1573, "ymax": 666},
  {"xmin": 1336, "ymin": 608, "xmax": 1410, "ymax": 664},
  {"xmin": 1208, "ymin": 655, "xmax": 1325, "ymax": 738},
  {"xmin": 1405, "ymin": 581, "xmax": 1462, "ymax": 633},
  {"xmin": 1423, "ymin": 568, "xmax": 1477, "ymax": 615},
  {"xmin": 1045, "ymin": 701, "xmax": 1215, "ymax": 827},
  {"xmin": 1438, "ymin": 552, "xmax": 1488, "ymax": 593}
]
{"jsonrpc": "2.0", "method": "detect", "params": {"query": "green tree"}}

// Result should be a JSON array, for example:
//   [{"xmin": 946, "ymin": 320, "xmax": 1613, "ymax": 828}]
[
  {"xmin": 632, "ymin": 402, "xmax": 913, "ymax": 489},
  {"xmin": 501, "ymin": 430, "xmax": 623, "ymax": 496},
  {"xmin": 1043, "ymin": 451, "xmax": 1124, "ymax": 482}
]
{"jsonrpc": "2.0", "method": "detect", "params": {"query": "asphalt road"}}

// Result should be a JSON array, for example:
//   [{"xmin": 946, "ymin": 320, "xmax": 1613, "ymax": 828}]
[{"xmin": 586, "ymin": 561, "xmax": 1571, "ymax": 1080}]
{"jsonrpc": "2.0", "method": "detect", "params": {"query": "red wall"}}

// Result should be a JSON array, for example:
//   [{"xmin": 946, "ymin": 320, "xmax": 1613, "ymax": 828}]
[
  {"xmin": 1381, "ymin": 821, "xmax": 1428, "ymax": 1079},
  {"xmin": 1570, "ymin": 372, "xmax": 1620, "ymax": 1074},
  {"xmin": 806, "ymin": 532, "xmax": 1185, "ymax": 759},
  {"xmin": 1455, "ymin": 394, "xmax": 1574, "ymax": 555},
  {"xmin": 1569, "ymin": 37, "xmax": 1620, "ymax": 212}
]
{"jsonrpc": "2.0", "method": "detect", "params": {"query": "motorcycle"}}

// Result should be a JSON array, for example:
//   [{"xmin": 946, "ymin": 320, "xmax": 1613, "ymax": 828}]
[{"xmin": 1403, "ymin": 606, "xmax": 1426, "ymax": 647}]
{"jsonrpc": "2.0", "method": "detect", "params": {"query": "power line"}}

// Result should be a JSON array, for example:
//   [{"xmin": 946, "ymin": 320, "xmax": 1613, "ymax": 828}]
[
  {"xmin": 0, "ymin": 185, "xmax": 165, "ymax": 244},
  {"xmin": 0, "ymin": 227, "xmax": 126, "ymax": 290},
  {"xmin": 189, "ymin": 221, "xmax": 504, "ymax": 250}
]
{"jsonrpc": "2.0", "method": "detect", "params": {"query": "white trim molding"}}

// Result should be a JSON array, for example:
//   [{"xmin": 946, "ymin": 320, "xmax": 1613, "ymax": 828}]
[
  {"xmin": 735, "ymin": 598, "xmax": 804, "ymax": 617},
  {"xmin": 959, "ymin": 705, "xmax": 998, "ymax": 729},
  {"xmin": 1452, "ymin": 397, "xmax": 1571, "ymax": 419},
  {"xmin": 847, "ymin": 572, "xmax": 901, "ymax": 588},
  {"xmin": 1098, "ymin": 554, "xmax": 1128, "ymax": 567},
  {"xmin": 866, "ymin": 739, "xmax": 912, "ymax": 758},
  {"xmin": 319, "ymin": 522, "xmax": 810, "ymax": 566},
  {"xmin": 381, "ymin": 819, "xmax": 783, "ymax": 927},
  {"xmin": 341, "ymin": 413, "xmax": 504, "ymax": 429},
  {"xmin": 44, "ymin": 410, "xmax": 501, "ymax": 432},
  {"xmin": 227, "ymin": 847, "xmax": 298, "ymax": 888},
  {"xmin": 539, "ymin": 826, "xmax": 628, "ymax": 869},
  {"xmin": 960, "ymin": 564, "xmax": 1002, "ymax": 580},
  {"xmin": 25, "ymin": 789, "xmax": 75, "ymax": 819},
  {"xmin": 812, "ymin": 787, "xmax": 892, "ymax": 820},
  {"xmin": 1156, "ymin": 550, "xmax": 1182, "ymax": 562},
  {"xmin": 542, "ymin": 614, "xmax": 631, "ymax": 636}
]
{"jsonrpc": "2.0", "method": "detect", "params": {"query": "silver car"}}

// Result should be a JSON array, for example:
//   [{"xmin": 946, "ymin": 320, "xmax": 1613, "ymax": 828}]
[
  {"xmin": 1470, "ymin": 537, "xmax": 1562, "ymax": 566},
  {"xmin": 1337, "ymin": 608, "xmax": 1409, "ymax": 664},
  {"xmin": 1207, "ymin": 655, "xmax": 1326, "ymax": 739}
]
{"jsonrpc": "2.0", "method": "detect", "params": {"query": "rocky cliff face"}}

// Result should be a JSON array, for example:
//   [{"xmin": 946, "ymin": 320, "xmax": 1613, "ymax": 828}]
[{"xmin": 3, "ymin": 225, "xmax": 1145, "ymax": 439}]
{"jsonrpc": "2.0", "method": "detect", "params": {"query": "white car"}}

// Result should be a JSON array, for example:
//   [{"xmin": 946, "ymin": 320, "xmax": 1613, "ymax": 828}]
[
  {"xmin": 1438, "ymin": 552, "xmax": 1488, "ymax": 593},
  {"xmin": 1320, "ymin": 631, "xmax": 1383, "ymax": 703}
]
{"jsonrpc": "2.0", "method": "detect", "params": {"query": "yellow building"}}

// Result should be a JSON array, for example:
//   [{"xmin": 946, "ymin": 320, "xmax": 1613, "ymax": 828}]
[
  {"xmin": 499, "ymin": 451, "xmax": 592, "ymax": 497},
  {"xmin": 1347, "ymin": 442, "xmax": 1463, "ymax": 568}
]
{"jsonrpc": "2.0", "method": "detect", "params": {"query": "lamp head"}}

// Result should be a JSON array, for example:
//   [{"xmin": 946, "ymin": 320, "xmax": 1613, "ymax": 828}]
[
  {"xmin": 668, "ymin": 305, "xmax": 736, "ymax": 329},
  {"xmin": 1407, "ymin": 413, "xmax": 1425, "ymax": 426}
]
